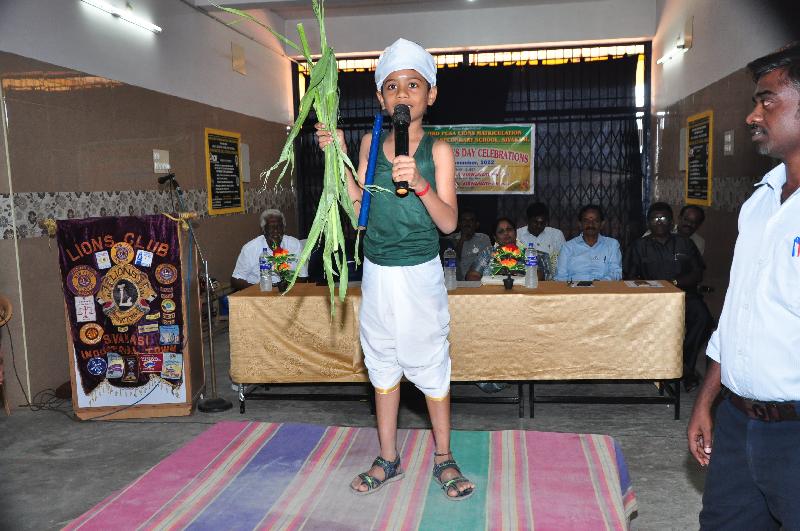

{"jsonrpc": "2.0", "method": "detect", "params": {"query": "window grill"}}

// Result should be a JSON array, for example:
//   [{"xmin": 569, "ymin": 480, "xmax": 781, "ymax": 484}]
[{"xmin": 293, "ymin": 43, "xmax": 650, "ymax": 248}]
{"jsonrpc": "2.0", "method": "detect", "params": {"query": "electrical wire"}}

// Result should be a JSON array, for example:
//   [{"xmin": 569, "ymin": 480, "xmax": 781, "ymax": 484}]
[{"xmin": 2, "ymin": 317, "xmax": 170, "ymax": 422}]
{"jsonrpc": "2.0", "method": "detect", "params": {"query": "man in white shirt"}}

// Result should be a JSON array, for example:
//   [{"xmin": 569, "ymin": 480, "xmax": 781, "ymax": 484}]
[
  {"xmin": 517, "ymin": 202, "xmax": 565, "ymax": 275},
  {"xmin": 231, "ymin": 209, "xmax": 306, "ymax": 291},
  {"xmin": 687, "ymin": 45, "xmax": 800, "ymax": 530}
]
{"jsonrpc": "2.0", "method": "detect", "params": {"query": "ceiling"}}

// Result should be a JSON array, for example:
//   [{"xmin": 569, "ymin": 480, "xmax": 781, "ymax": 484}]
[{"xmin": 196, "ymin": 0, "xmax": 589, "ymax": 19}]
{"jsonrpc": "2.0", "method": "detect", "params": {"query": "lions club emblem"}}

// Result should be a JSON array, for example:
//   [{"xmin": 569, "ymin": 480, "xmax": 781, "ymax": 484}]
[
  {"xmin": 66, "ymin": 265, "xmax": 100, "ymax": 296},
  {"xmin": 110, "ymin": 242, "xmax": 135, "ymax": 264},
  {"xmin": 155, "ymin": 263, "xmax": 178, "ymax": 285},
  {"xmin": 96, "ymin": 263, "xmax": 157, "ymax": 326},
  {"xmin": 79, "ymin": 322, "xmax": 104, "ymax": 345}
]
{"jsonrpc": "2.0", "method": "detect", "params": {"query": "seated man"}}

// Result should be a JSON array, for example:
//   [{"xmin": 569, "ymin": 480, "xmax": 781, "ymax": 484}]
[
  {"xmin": 554, "ymin": 204, "xmax": 622, "ymax": 281},
  {"xmin": 677, "ymin": 205, "xmax": 706, "ymax": 256},
  {"xmin": 624, "ymin": 202, "xmax": 712, "ymax": 391},
  {"xmin": 465, "ymin": 217, "xmax": 549, "ymax": 282},
  {"xmin": 230, "ymin": 209, "xmax": 307, "ymax": 291},
  {"xmin": 642, "ymin": 204, "xmax": 707, "ymax": 256},
  {"xmin": 517, "ymin": 201, "xmax": 565, "ymax": 275},
  {"xmin": 447, "ymin": 209, "xmax": 491, "ymax": 281}
]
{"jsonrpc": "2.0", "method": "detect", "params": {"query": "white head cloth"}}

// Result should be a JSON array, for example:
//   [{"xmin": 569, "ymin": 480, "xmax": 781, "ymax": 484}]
[{"xmin": 374, "ymin": 38, "xmax": 437, "ymax": 90}]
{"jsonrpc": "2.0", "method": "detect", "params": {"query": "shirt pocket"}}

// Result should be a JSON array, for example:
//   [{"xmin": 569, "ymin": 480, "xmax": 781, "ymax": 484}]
[{"xmin": 772, "ymin": 231, "xmax": 800, "ymax": 314}]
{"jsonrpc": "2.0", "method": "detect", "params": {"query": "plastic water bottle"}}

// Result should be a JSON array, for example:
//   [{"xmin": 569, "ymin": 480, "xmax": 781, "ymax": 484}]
[
  {"xmin": 524, "ymin": 243, "xmax": 538, "ymax": 289},
  {"xmin": 259, "ymin": 248, "xmax": 273, "ymax": 292},
  {"xmin": 443, "ymin": 247, "xmax": 457, "ymax": 290}
]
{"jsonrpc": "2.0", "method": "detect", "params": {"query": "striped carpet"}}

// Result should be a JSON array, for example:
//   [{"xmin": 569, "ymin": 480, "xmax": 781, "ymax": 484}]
[{"xmin": 65, "ymin": 421, "xmax": 637, "ymax": 530}]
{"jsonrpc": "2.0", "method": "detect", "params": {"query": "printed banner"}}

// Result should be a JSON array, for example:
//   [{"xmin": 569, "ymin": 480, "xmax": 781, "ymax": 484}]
[
  {"xmin": 424, "ymin": 124, "xmax": 534, "ymax": 194},
  {"xmin": 56, "ymin": 215, "xmax": 186, "ymax": 408}
]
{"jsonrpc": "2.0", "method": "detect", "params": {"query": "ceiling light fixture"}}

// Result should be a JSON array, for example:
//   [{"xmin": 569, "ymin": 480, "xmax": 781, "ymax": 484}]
[
  {"xmin": 80, "ymin": 0, "xmax": 162, "ymax": 33},
  {"xmin": 656, "ymin": 17, "xmax": 692, "ymax": 65}
]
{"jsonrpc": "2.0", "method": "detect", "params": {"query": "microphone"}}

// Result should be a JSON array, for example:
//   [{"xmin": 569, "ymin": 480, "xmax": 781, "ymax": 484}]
[
  {"xmin": 392, "ymin": 104, "xmax": 411, "ymax": 197},
  {"xmin": 157, "ymin": 173, "xmax": 176, "ymax": 185}
]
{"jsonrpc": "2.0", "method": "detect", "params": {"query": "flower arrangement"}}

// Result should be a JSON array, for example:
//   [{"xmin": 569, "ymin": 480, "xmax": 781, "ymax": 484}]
[
  {"xmin": 268, "ymin": 247, "xmax": 296, "ymax": 284},
  {"xmin": 490, "ymin": 243, "xmax": 525, "ymax": 276}
]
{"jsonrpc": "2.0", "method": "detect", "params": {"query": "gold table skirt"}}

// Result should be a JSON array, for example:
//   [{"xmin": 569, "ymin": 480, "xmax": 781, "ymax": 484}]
[{"xmin": 228, "ymin": 281, "xmax": 684, "ymax": 384}]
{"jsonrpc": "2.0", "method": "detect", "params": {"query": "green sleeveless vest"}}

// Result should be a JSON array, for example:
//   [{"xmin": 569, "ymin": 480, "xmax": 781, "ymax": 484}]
[{"xmin": 363, "ymin": 133, "xmax": 440, "ymax": 266}]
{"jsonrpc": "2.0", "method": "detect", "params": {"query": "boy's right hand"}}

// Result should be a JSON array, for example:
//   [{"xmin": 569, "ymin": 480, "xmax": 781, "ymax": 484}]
[{"xmin": 315, "ymin": 122, "xmax": 346, "ymax": 151}]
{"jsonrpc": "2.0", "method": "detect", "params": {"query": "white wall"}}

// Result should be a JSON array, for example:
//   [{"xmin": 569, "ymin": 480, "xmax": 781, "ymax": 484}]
[
  {"xmin": 285, "ymin": 0, "xmax": 657, "ymax": 55},
  {"xmin": 653, "ymin": 0, "xmax": 795, "ymax": 109},
  {"xmin": 0, "ymin": 0, "xmax": 294, "ymax": 124}
]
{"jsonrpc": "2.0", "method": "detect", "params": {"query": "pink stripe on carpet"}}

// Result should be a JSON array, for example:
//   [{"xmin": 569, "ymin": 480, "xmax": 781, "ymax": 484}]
[
  {"xmin": 526, "ymin": 431, "xmax": 613, "ymax": 531},
  {"xmin": 487, "ymin": 429, "xmax": 506, "ymax": 529},
  {"xmin": 64, "ymin": 421, "xmax": 254, "ymax": 531}
]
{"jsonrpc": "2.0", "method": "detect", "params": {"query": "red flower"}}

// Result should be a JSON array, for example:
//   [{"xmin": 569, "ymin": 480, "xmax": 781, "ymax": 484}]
[
  {"xmin": 273, "ymin": 248, "xmax": 289, "ymax": 257},
  {"xmin": 499, "ymin": 258, "xmax": 518, "ymax": 267}
]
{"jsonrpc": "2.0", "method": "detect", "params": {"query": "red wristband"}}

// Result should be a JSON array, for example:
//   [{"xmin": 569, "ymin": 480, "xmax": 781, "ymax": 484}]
[{"xmin": 415, "ymin": 181, "xmax": 431, "ymax": 197}]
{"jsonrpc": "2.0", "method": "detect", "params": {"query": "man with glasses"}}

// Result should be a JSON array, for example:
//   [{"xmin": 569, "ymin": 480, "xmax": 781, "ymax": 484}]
[
  {"xmin": 624, "ymin": 202, "xmax": 712, "ymax": 392},
  {"xmin": 642, "ymin": 204, "xmax": 707, "ymax": 256}
]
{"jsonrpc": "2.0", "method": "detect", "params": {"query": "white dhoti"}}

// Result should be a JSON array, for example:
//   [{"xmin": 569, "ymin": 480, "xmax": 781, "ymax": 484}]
[{"xmin": 359, "ymin": 256, "xmax": 451, "ymax": 399}]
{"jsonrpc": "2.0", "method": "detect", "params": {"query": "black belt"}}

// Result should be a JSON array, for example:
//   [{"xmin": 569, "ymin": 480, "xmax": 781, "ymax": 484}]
[{"xmin": 722, "ymin": 387, "xmax": 800, "ymax": 422}]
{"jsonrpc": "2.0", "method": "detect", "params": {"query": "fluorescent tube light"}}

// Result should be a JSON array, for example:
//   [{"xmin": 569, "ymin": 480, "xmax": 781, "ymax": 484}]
[{"xmin": 81, "ymin": 0, "xmax": 162, "ymax": 33}]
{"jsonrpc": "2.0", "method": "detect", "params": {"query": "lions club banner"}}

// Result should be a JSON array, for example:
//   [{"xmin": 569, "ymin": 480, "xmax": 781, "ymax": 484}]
[{"xmin": 56, "ymin": 216, "xmax": 186, "ymax": 408}]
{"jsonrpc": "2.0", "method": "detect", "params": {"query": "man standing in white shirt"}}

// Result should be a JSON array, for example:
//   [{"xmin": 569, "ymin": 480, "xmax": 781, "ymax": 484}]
[
  {"xmin": 687, "ymin": 44, "xmax": 800, "ymax": 530},
  {"xmin": 517, "ymin": 202, "xmax": 565, "ymax": 276},
  {"xmin": 231, "ymin": 209, "xmax": 306, "ymax": 291}
]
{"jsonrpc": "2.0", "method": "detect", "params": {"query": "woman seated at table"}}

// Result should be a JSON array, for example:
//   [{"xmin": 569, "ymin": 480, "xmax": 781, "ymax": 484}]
[
  {"xmin": 465, "ymin": 217, "xmax": 549, "ymax": 281},
  {"xmin": 554, "ymin": 204, "xmax": 622, "ymax": 282}
]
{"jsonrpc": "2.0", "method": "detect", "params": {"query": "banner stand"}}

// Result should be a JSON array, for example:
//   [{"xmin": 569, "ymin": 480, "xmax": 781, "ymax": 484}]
[{"xmin": 58, "ymin": 216, "xmax": 205, "ymax": 421}]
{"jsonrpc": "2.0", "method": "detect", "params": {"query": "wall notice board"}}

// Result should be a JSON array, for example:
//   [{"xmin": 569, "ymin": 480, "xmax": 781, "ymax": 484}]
[
  {"xmin": 685, "ymin": 111, "xmax": 713, "ymax": 206},
  {"xmin": 205, "ymin": 128, "xmax": 244, "ymax": 215}
]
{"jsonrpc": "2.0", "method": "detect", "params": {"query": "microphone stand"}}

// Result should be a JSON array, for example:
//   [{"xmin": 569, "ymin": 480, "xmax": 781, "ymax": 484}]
[{"xmin": 164, "ymin": 176, "xmax": 232, "ymax": 413}]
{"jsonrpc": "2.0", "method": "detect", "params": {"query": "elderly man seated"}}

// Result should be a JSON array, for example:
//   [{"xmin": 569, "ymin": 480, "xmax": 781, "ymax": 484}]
[
  {"xmin": 555, "ymin": 204, "xmax": 622, "ymax": 282},
  {"xmin": 624, "ymin": 202, "xmax": 712, "ymax": 392},
  {"xmin": 231, "ymin": 209, "xmax": 307, "ymax": 291}
]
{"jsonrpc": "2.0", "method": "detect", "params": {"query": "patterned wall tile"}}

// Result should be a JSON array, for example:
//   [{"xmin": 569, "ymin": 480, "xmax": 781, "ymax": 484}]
[
  {"xmin": 713, "ymin": 176, "xmax": 757, "ymax": 212},
  {"xmin": 0, "ymin": 194, "xmax": 13, "ymax": 239},
  {"xmin": 1, "ymin": 188, "xmax": 297, "ymax": 239},
  {"xmin": 651, "ymin": 174, "xmax": 757, "ymax": 213}
]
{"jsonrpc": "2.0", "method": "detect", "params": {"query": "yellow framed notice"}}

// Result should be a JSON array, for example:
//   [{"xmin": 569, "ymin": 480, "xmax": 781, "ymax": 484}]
[
  {"xmin": 205, "ymin": 128, "xmax": 244, "ymax": 215},
  {"xmin": 685, "ymin": 111, "xmax": 713, "ymax": 206}
]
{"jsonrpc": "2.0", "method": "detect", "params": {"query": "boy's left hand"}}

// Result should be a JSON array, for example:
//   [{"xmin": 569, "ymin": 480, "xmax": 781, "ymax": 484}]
[{"xmin": 392, "ymin": 155, "xmax": 426, "ymax": 192}]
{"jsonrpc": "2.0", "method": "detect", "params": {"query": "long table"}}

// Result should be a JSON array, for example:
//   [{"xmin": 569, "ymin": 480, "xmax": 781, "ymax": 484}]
[{"xmin": 229, "ymin": 281, "xmax": 685, "ymax": 417}]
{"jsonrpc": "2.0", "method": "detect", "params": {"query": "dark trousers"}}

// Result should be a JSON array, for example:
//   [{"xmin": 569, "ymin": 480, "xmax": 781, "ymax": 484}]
[
  {"xmin": 684, "ymin": 294, "xmax": 712, "ymax": 377},
  {"xmin": 700, "ymin": 398, "xmax": 800, "ymax": 530}
]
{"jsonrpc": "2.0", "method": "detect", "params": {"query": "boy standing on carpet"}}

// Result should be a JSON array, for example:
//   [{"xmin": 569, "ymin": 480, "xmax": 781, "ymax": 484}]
[{"xmin": 316, "ymin": 38, "xmax": 474, "ymax": 500}]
